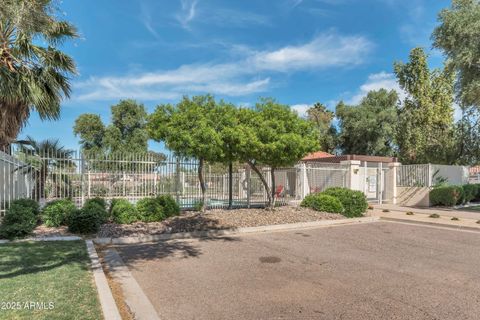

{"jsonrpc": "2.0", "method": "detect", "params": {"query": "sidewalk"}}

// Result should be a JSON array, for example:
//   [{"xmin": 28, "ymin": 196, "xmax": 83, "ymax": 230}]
[
  {"xmin": 370, "ymin": 205, "xmax": 480, "ymax": 231},
  {"xmin": 375, "ymin": 203, "xmax": 480, "ymax": 220}
]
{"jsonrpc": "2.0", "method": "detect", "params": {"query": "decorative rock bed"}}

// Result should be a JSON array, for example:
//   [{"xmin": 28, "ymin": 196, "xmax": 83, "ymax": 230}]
[{"xmin": 29, "ymin": 206, "xmax": 345, "ymax": 239}]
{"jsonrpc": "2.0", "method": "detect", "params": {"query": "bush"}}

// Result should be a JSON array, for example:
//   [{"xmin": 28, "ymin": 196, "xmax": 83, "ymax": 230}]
[
  {"xmin": 82, "ymin": 198, "xmax": 110, "ymax": 223},
  {"xmin": 301, "ymin": 194, "xmax": 344, "ymax": 214},
  {"xmin": 10, "ymin": 198, "xmax": 40, "ymax": 216},
  {"xmin": 42, "ymin": 199, "xmax": 76, "ymax": 227},
  {"xmin": 463, "ymin": 184, "xmax": 478, "ymax": 203},
  {"xmin": 300, "ymin": 193, "xmax": 318, "ymax": 208},
  {"xmin": 110, "ymin": 199, "xmax": 139, "ymax": 224},
  {"xmin": 136, "ymin": 197, "xmax": 165, "ymax": 222},
  {"xmin": 68, "ymin": 208, "xmax": 103, "ymax": 234},
  {"xmin": 322, "ymin": 187, "xmax": 368, "ymax": 218},
  {"xmin": 156, "ymin": 195, "xmax": 180, "ymax": 218},
  {"xmin": 0, "ymin": 204, "xmax": 37, "ymax": 239},
  {"xmin": 84, "ymin": 197, "xmax": 107, "ymax": 210},
  {"xmin": 430, "ymin": 186, "xmax": 463, "ymax": 206}
]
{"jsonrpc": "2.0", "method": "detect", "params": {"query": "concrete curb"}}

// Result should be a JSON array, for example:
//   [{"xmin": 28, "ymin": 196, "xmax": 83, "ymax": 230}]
[
  {"xmin": 85, "ymin": 240, "xmax": 122, "ymax": 320},
  {"xmin": 103, "ymin": 248, "xmax": 160, "ymax": 320},
  {"xmin": 94, "ymin": 216, "xmax": 379, "ymax": 245},
  {"xmin": 0, "ymin": 235, "xmax": 82, "ymax": 244},
  {"xmin": 380, "ymin": 217, "xmax": 480, "ymax": 233}
]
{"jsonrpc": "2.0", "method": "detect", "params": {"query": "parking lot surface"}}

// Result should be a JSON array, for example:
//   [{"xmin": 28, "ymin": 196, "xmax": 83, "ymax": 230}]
[{"xmin": 116, "ymin": 222, "xmax": 480, "ymax": 320}]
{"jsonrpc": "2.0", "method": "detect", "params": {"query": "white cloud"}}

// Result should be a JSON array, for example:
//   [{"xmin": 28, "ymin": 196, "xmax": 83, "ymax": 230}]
[
  {"xmin": 75, "ymin": 32, "xmax": 373, "ymax": 101},
  {"xmin": 176, "ymin": 0, "xmax": 198, "ymax": 29},
  {"xmin": 291, "ymin": 104, "xmax": 311, "ymax": 117},
  {"xmin": 347, "ymin": 72, "xmax": 404, "ymax": 104}
]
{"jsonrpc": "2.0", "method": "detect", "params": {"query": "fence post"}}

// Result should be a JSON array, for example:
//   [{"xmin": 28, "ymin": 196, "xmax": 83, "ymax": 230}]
[
  {"xmin": 427, "ymin": 163, "xmax": 433, "ymax": 188},
  {"xmin": 296, "ymin": 163, "xmax": 309, "ymax": 200},
  {"xmin": 386, "ymin": 162, "xmax": 400, "ymax": 204},
  {"xmin": 246, "ymin": 166, "xmax": 251, "ymax": 208},
  {"xmin": 340, "ymin": 160, "xmax": 361, "ymax": 191},
  {"xmin": 175, "ymin": 158, "xmax": 180, "ymax": 204}
]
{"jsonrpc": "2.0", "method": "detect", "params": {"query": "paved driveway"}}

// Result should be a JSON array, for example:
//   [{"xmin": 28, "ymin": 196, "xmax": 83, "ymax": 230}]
[{"xmin": 115, "ymin": 222, "xmax": 480, "ymax": 320}]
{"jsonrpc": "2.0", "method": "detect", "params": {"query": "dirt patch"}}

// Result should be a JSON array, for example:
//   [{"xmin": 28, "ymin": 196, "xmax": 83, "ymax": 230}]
[
  {"xmin": 32, "ymin": 225, "xmax": 74, "ymax": 237},
  {"xmin": 96, "ymin": 245, "xmax": 134, "ymax": 320},
  {"xmin": 98, "ymin": 206, "xmax": 344, "ymax": 238}
]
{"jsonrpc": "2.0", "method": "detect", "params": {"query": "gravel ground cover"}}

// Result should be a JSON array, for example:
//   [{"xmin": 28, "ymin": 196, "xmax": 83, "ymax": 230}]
[
  {"xmin": 98, "ymin": 206, "xmax": 344, "ymax": 238},
  {"xmin": 29, "ymin": 206, "xmax": 344, "ymax": 238}
]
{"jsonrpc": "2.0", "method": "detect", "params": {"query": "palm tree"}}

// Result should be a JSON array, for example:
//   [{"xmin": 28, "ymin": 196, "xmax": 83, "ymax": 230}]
[
  {"xmin": 15, "ymin": 136, "xmax": 75, "ymax": 200},
  {"xmin": 0, "ymin": 0, "xmax": 78, "ymax": 151}
]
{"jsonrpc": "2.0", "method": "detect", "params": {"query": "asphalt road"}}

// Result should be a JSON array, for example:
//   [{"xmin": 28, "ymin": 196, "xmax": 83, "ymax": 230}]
[{"xmin": 115, "ymin": 222, "xmax": 480, "ymax": 320}]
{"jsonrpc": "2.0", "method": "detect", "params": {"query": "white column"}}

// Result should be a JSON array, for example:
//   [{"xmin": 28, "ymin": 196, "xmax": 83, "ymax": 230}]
[
  {"xmin": 296, "ymin": 163, "xmax": 309, "ymax": 199},
  {"xmin": 386, "ymin": 162, "xmax": 400, "ymax": 204},
  {"xmin": 340, "ymin": 160, "xmax": 362, "ymax": 191}
]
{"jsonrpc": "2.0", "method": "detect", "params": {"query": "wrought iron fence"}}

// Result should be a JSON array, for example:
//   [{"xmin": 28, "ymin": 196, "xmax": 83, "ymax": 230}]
[{"xmin": 0, "ymin": 149, "xmax": 302, "ymax": 215}]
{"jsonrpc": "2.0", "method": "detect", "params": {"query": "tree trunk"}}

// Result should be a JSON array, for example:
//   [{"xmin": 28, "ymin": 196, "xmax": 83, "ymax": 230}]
[
  {"xmin": 198, "ymin": 158, "xmax": 207, "ymax": 212},
  {"xmin": 247, "ymin": 160, "xmax": 272, "ymax": 208},
  {"xmin": 0, "ymin": 100, "xmax": 30, "ymax": 151},
  {"xmin": 270, "ymin": 167, "xmax": 276, "ymax": 210},
  {"xmin": 228, "ymin": 162, "xmax": 233, "ymax": 209}
]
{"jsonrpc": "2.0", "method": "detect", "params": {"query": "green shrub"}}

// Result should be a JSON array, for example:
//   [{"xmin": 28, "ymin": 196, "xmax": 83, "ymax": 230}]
[
  {"xmin": 0, "ymin": 204, "xmax": 37, "ymax": 239},
  {"xmin": 82, "ymin": 201, "xmax": 109, "ymax": 223},
  {"xmin": 322, "ymin": 187, "xmax": 368, "ymax": 218},
  {"xmin": 68, "ymin": 208, "xmax": 102, "ymax": 234},
  {"xmin": 84, "ymin": 197, "xmax": 107, "ymax": 210},
  {"xmin": 10, "ymin": 198, "xmax": 40, "ymax": 216},
  {"xmin": 300, "ymin": 193, "xmax": 318, "ymax": 208},
  {"xmin": 430, "ymin": 186, "xmax": 463, "ymax": 206},
  {"xmin": 429, "ymin": 213, "xmax": 440, "ymax": 218},
  {"xmin": 462, "ymin": 184, "xmax": 477, "ymax": 204},
  {"xmin": 473, "ymin": 183, "xmax": 480, "ymax": 201},
  {"xmin": 156, "ymin": 195, "xmax": 180, "ymax": 218},
  {"xmin": 110, "ymin": 199, "xmax": 139, "ymax": 224},
  {"xmin": 136, "ymin": 197, "xmax": 165, "ymax": 222},
  {"xmin": 305, "ymin": 194, "xmax": 344, "ymax": 214},
  {"xmin": 42, "ymin": 199, "xmax": 76, "ymax": 227}
]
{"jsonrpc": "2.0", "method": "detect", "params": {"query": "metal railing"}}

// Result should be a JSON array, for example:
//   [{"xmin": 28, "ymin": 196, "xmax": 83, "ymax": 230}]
[
  {"xmin": 0, "ymin": 149, "xmax": 302, "ymax": 215},
  {"xmin": 396, "ymin": 164, "xmax": 431, "ymax": 187}
]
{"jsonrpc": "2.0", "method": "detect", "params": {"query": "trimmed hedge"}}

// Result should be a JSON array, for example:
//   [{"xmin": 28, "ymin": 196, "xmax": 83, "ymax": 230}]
[
  {"xmin": 84, "ymin": 197, "xmax": 107, "ymax": 211},
  {"xmin": 301, "ymin": 193, "xmax": 344, "ymax": 214},
  {"xmin": 68, "ymin": 205, "xmax": 105, "ymax": 234},
  {"xmin": 10, "ymin": 198, "xmax": 40, "ymax": 216},
  {"xmin": 156, "ymin": 195, "xmax": 180, "ymax": 218},
  {"xmin": 430, "ymin": 186, "xmax": 463, "ymax": 206},
  {"xmin": 82, "ymin": 200, "xmax": 109, "ymax": 223},
  {"xmin": 322, "ymin": 187, "xmax": 368, "ymax": 218},
  {"xmin": 136, "ymin": 197, "xmax": 165, "ymax": 222},
  {"xmin": 110, "ymin": 199, "xmax": 139, "ymax": 224},
  {"xmin": 0, "ymin": 204, "xmax": 37, "ymax": 239},
  {"xmin": 42, "ymin": 199, "xmax": 76, "ymax": 227},
  {"xmin": 136, "ymin": 195, "xmax": 180, "ymax": 222},
  {"xmin": 463, "ymin": 184, "xmax": 478, "ymax": 204}
]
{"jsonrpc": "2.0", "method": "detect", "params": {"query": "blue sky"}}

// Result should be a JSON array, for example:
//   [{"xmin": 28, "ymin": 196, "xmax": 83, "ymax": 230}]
[{"xmin": 23, "ymin": 0, "xmax": 451, "ymax": 151}]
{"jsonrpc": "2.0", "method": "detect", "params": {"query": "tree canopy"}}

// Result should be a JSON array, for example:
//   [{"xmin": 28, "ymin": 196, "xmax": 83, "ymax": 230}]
[
  {"xmin": 0, "ymin": 0, "xmax": 77, "ymax": 150},
  {"xmin": 394, "ymin": 48, "xmax": 456, "ymax": 164},
  {"xmin": 335, "ymin": 89, "xmax": 398, "ymax": 157},
  {"xmin": 433, "ymin": 0, "xmax": 480, "ymax": 109},
  {"xmin": 74, "ymin": 100, "xmax": 149, "ymax": 154},
  {"xmin": 306, "ymin": 103, "xmax": 337, "ymax": 154}
]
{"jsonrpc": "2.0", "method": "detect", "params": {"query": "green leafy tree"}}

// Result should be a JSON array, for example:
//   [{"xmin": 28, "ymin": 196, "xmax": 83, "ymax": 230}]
[
  {"xmin": 432, "ymin": 0, "xmax": 480, "ymax": 108},
  {"xmin": 306, "ymin": 103, "xmax": 337, "ymax": 153},
  {"xmin": 73, "ymin": 100, "xmax": 149, "ymax": 154},
  {"xmin": 0, "ymin": 0, "xmax": 77, "ymax": 150},
  {"xmin": 236, "ymin": 99, "xmax": 319, "ymax": 208},
  {"xmin": 335, "ymin": 89, "xmax": 398, "ymax": 156},
  {"xmin": 394, "ymin": 48, "xmax": 456, "ymax": 164},
  {"xmin": 147, "ymin": 95, "xmax": 224, "ymax": 211},
  {"xmin": 454, "ymin": 109, "xmax": 480, "ymax": 165},
  {"xmin": 73, "ymin": 114, "xmax": 105, "ymax": 154}
]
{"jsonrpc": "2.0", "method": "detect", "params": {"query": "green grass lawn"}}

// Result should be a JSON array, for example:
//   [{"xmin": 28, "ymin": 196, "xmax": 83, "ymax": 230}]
[
  {"xmin": 458, "ymin": 205, "xmax": 480, "ymax": 212},
  {"xmin": 0, "ymin": 241, "xmax": 102, "ymax": 320}
]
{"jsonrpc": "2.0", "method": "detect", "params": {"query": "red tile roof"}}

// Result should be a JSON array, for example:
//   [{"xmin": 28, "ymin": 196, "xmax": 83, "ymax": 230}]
[{"xmin": 302, "ymin": 151, "xmax": 334, "ymax": 161}]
